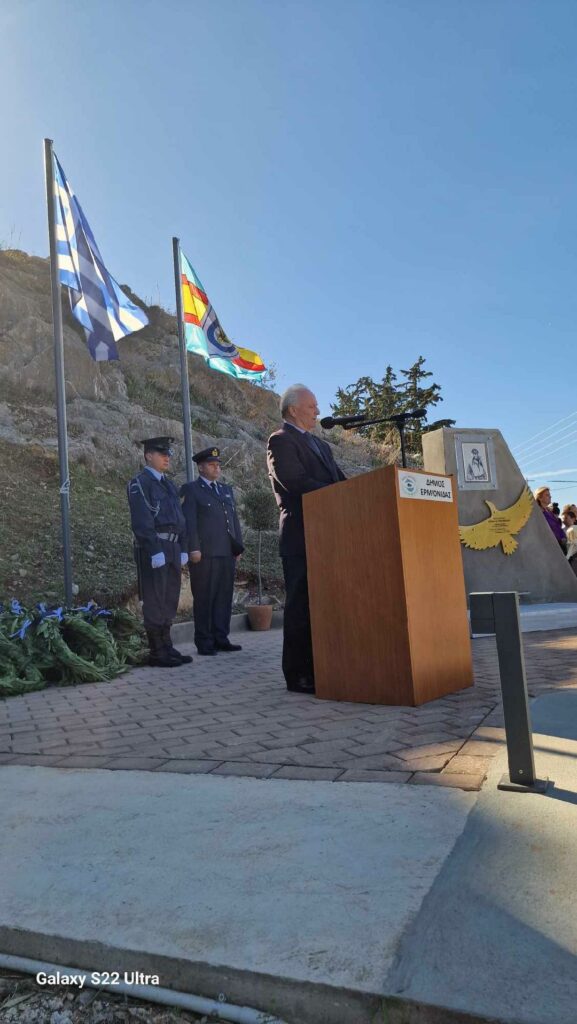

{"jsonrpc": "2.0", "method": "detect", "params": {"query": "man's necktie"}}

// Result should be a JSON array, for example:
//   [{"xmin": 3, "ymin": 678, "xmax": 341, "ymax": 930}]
[
  {"xmin": 305, "ymin": 433, "xmax": 323, "ymax": 458},
  {"xmin": 211, "ymin": 481, "xmax": 219, "ymax": 496},
  {"xmin": 305, "ymin": 432, "xmax": 339, "ymax": 482}
]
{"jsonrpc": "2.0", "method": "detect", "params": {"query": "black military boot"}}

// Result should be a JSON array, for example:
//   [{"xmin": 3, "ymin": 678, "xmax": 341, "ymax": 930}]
[
  {"xmin": 146, "ymin": 627, "xmax": 162, "ymax": 667},
  {"xmin": 162, "ymin": 625, "xmax": 193, "ymax": 665},
  {"xmin": 146, "ymin": 627, "xmax": 181, "ymax": 668}
]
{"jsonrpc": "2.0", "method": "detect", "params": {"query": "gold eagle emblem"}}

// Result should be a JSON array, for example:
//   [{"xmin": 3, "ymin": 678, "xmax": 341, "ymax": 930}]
[{"xmin": 459, "ymin": 486, "xmax": 533, "ymax": 556}]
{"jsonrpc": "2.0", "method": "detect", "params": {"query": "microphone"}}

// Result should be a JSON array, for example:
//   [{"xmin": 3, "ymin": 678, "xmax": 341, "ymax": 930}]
[
  {"xmin": 319, "ymin": 413, "xmax": 368, "ymax": 429},
  {"xmin": 388, "ymin": 407, "xmax": 428, "ymax": 421}
]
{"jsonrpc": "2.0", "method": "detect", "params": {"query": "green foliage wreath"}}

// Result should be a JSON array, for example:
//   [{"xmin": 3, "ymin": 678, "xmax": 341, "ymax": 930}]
[{"xmin": 0, "ymin": 600, "xmax": 147, "ymax": 697}]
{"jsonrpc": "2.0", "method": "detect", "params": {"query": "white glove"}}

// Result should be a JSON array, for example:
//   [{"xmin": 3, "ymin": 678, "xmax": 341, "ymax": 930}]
[
  {"xmin": 151, "ymin": 552, "xmax": 166, "ymax": 569},
  {"xmin": 180, "ymin": 552, "xmax": 189, "ymax": 566}
]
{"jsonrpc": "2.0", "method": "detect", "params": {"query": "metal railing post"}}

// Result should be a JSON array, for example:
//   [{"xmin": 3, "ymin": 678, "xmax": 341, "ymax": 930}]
[{"xmin": 470, "ymin": 591, "xmax": 549, "ymax": 792}]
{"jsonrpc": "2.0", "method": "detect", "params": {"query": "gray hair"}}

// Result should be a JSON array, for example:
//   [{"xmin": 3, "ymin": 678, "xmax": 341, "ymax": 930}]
[{"xmin": 280, "ymin": 384, "xmax": 311, "ymax": 418}]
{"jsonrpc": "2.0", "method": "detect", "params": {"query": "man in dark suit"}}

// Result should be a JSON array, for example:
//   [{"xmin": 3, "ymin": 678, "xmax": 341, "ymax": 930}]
[
  {"xmin": 181, "ymin": 447, "xmax": 244, "ymax": 656},
  {"xmin": 267, "ymin": 386, "xmax": 346, "ymax": 693}
]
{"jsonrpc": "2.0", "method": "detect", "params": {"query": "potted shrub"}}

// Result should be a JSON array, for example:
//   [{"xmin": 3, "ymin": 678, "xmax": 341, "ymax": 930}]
[{"xmin": 241, "ymin": 485, "xmax": 278, "ymax": 630}]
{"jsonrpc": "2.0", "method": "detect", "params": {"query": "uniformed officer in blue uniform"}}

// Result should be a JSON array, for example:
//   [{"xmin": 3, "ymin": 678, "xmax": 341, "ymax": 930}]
[
  {"xmin": 127, "ymin": 437, "xmax": 192, "ymax": 668},
  {"xmin": 180, "ymin": 448, "xmax": 244, "ymax": 655}
]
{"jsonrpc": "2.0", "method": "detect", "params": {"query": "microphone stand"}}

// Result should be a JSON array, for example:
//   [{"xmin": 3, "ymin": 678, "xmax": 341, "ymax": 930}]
[{"xmin": 341, "ymin": 410, "xmax": 426, "ymax": 469}]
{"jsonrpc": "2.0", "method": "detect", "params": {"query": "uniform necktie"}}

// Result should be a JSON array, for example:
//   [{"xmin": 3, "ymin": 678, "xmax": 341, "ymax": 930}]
[{"xmin": 211, "ymin": 481, "xmax": 219, "ymax": 496}]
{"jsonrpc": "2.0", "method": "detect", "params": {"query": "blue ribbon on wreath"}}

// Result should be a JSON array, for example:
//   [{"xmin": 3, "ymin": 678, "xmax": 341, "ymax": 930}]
[
  {"xmin": 43, "ymin": 607, "xmax": 64, "ymax": 622},
  {"xmin": 36, "ymin": 604, "xmax": 64, "ymax": 622},
  {"xmin": 10, "ymin": 618, "xmax": 32, "ymax": 640}
]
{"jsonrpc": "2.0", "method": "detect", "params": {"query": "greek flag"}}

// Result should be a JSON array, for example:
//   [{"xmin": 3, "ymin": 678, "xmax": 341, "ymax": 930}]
[{"xmin": 53, "ymin": 154, "xmax": 148, "ymax": 361}]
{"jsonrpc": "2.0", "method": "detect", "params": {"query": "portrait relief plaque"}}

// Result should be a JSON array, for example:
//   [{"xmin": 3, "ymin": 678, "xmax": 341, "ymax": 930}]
[{"xmin": 455, "ymin": 434, "xmax": 497, "ymax": 490}]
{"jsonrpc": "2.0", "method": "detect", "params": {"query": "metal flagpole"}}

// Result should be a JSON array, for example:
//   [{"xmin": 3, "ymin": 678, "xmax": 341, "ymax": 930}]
[
  {"xmin": 173, "ymin": 236, "xmax": 194, "ymax": 482},
  {"xmin": 44, "ymin": 138, "xmax": 74, "ymax": 606}
]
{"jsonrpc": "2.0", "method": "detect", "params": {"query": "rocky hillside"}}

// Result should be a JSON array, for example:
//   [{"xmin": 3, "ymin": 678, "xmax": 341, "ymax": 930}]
[{"xmin": 0, "ymin": 249, "xmax": 381, "ymax": 608}]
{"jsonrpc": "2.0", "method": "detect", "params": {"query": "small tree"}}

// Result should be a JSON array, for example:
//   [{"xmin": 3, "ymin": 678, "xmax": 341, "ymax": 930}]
[
  {"xmin": 241, "ymin": 486, "xmax": 278, "ymax": 604},
  {"xmin": 259, "ymin": 361, "xmax": 278, "ymax": 391},
  {"xmin": 331, "ymin": 356, "xmax": 455, "ymax": 463}
]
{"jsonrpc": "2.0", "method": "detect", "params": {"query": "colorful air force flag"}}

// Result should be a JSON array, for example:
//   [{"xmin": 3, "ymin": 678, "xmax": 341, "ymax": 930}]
[
  {"xmin": 53, "ymin": 155, "xmax": 148, "ymax": 361},
  {"xmin": 180, "ymin": 250, "xmax": 265, "ymax": 381}
]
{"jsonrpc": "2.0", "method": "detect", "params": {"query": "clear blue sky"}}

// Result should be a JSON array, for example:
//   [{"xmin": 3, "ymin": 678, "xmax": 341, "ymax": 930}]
[{"xmin": 2, "ymin": 0, "xmax": 577, "ymax": 494}]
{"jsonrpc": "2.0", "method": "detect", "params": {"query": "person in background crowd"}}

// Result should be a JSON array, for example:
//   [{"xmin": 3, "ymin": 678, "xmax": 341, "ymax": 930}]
[
  {"xmin": 534, "ymin": 486, "xmax": 567, "ymax": 554},
  {"xmin": 267, "ymin": 384, "xmax": 346, "ymax": 694},
  {"xmin": 181, "ymin": 448, "xmax": 244, "ymax": 656},
  {"xmin": 127, "ymin": 437, "xmax": 192, "ymax": 668},
  {"xmin": 562, "ymin": 506, "xmax": 577, "ymax": 574}
]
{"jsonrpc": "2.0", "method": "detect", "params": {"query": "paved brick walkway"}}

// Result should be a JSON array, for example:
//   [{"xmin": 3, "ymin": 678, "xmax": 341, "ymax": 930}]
[{"xmin": 1, "ymin": 628, "xmax": 576, "ymax": 790}]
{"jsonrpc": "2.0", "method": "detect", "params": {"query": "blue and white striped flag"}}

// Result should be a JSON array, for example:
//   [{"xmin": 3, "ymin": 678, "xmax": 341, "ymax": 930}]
[{"xmin": 53, "ymin": 154, "xmax": 148, "ymax": 361}]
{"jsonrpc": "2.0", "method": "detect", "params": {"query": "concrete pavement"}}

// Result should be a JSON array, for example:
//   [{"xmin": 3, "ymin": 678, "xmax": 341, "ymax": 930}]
[
  {"xmin": 388, "ymin": 689, "xmax": 577, "ymax": 1024},
  {"xmin": 385, "ymin": 688, "xmax": 577, "ymax": 1024},
  {"xmin": 2, "ymin": 685, "xmax": 577, "ymax": 1024},
  {"xmin": 0, "ymin": 763, "xmax": 475, "ymax": 1024}
]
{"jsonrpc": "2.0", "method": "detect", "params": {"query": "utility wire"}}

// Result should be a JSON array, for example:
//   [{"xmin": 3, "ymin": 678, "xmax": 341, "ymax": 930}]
[
  {"xmin": 524, "ymin": 468, "xmax": 577, "ymax": 479},
  {"xmin": 512, "ymin": 408, "xmax": 577, "ymax": 455},
  {"xmin": 525, "ymin": 476, "xmax": 577, "ymax": 484},
  {"xmin": 520, "ymin": 431, "xmax": 577, "ymax": 472},
  {"xmin": 515, "ymin": 421, "xmax": 577, "ymax": 460},
  {"xmin": 515, "ymin": 420, "xmax": 577, "ymax": 462}
]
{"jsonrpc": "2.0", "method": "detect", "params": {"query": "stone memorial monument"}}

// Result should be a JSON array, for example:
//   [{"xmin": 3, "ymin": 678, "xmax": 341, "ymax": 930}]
[{"xmin": 422, "ymin": 427, "xmax": 577, "ymax": 604}]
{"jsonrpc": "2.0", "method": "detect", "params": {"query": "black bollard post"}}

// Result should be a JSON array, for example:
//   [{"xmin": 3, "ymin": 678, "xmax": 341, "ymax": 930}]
[{"xmin": 470, "ymin": 591, "xmax": 549, "ymax": 792}]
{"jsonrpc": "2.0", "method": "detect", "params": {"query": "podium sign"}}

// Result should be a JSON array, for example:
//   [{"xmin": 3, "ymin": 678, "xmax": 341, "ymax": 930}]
[
  {"xmin": 303, "ymin": 465, "xmax": 473, "ymax": 706},
  {"xmin": 398, "ymin": 470, "xmax": 453, "ymax": 502}
]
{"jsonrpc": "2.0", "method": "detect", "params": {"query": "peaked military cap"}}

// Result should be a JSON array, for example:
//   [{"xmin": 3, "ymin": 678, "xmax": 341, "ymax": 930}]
[
  {"xmin": 141, "ymin": 436, "xmax": 175, "ymax": 454},
  {"xmin": 193, "ymin": 446, "xmax": 221, "ymax": 464}
]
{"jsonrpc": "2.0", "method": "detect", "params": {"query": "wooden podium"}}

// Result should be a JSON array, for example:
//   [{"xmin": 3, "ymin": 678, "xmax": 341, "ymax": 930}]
[{"xmin": 303, "ymin": 465, "xmax": 473, "ymax": 705}]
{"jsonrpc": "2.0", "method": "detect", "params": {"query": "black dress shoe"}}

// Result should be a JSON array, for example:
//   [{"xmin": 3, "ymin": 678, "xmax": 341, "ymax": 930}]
[
  {"xmin": 286, "ymin": 677, "xmax": 315, "ymax": 694},
  {"xmin": 215, "ymin": 641, "xmax": 242, "ymax": 652},
  {"xmin": 149, "ymin": 650, "xmax": 184, "ymax": 668},
  {"xmin": 196, "ymin": 648, "xmax": 217, "ymax": 656},
  {"xmin": 167, "ymin": 646, "xmax": 193, "ymax": 665}
]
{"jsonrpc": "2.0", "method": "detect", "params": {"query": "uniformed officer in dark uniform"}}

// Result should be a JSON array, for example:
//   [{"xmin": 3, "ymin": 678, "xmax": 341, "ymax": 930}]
[
  {"xmin": 180, "ymin": 447, "xmax": 244, "ymax": 655},
  {"xmin": 127, "ymin": 437, "xmax": 192, "ymax": 668}
]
